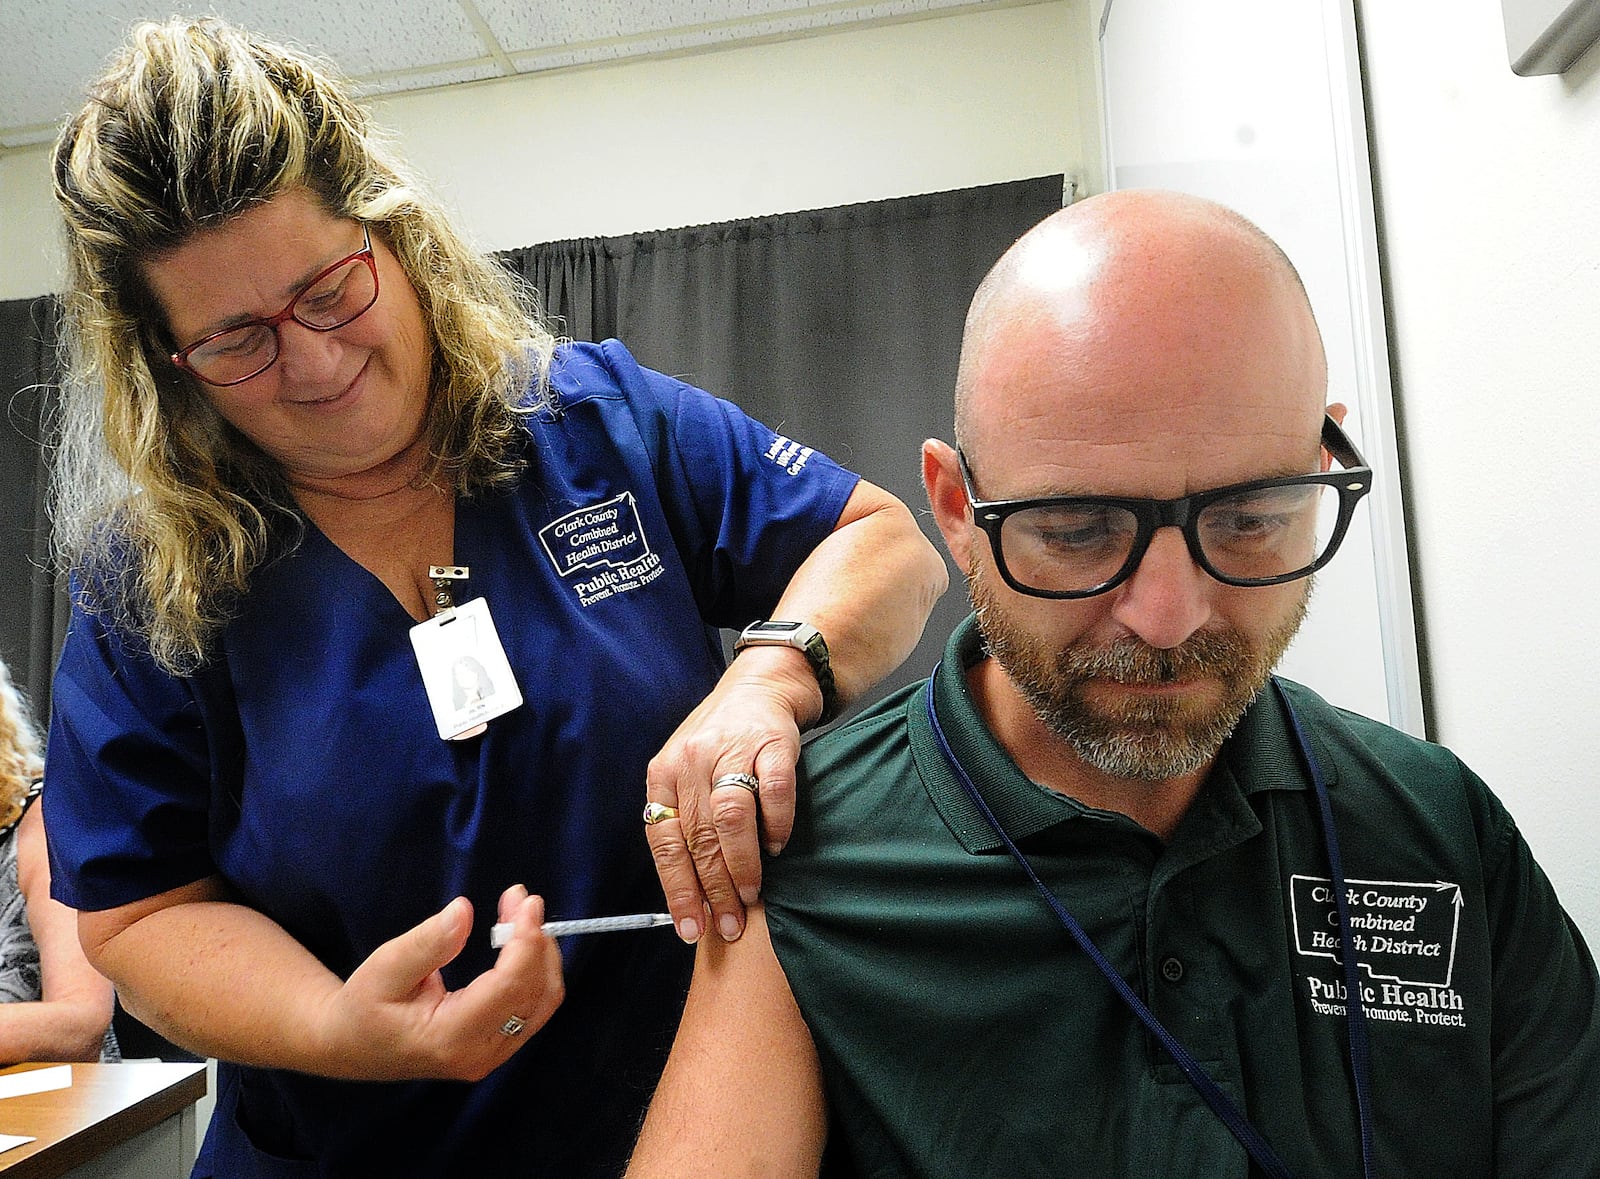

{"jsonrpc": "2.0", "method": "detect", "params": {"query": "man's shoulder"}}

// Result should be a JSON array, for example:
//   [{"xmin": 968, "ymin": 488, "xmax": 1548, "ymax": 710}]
[
  {"xmin": 1267, "ymin": 677, "xmax": 1507, "ymax": 839},
  {"xmin": 801, "ymin": 679, "xmax": 925, "ymax": 781},
  {"xmin": 782, "ymin": 678, "xmax": 935, "ymax": 856},
  {"xmin": 1272, "ymin": 678, "xmax": 1466, "ymax": 775}
]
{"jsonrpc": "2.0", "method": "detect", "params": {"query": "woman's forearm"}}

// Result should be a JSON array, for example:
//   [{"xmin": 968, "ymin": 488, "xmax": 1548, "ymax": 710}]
[
  {"xmin": 80, "ymin": 877, "xmax": 564, "ymax": 1082},
  {"xmin": 80, "ymin": 877, "xmax": 347, "ymax": 1070}
]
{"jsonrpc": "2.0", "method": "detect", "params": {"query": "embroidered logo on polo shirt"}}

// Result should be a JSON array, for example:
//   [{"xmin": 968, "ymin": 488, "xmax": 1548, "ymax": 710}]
[
  {"xmin": 539, "ymin": 492, "xmax": 664, "ymax": 608},
  {"xmin": 1290, "ymin": 875, "xmax": 1469, "ymax": 1030},
  {"xmin": 764, "ymin": 434, "xmax": 813, "ymax": 476}
]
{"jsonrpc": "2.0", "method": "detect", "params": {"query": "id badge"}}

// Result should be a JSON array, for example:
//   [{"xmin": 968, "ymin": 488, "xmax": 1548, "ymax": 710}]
[{"xmin": 409, "ymin": 598, "xmax": 523, "ymax": 740}]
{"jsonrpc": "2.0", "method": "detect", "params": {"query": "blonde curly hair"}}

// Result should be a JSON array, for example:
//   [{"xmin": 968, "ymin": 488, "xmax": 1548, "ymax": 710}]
[
  {"xmin": 51, "ymin": 16, "xmax": 556, "ymax": 674},
  {"xmin": 0, "ymin": 660, "xmax": 42, "ymax": 832}
]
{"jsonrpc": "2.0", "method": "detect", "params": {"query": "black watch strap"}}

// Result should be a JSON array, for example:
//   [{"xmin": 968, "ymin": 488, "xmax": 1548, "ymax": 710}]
[{"xmin": 733, "ymin": 620, "xmax": 840, "ymax": 727}]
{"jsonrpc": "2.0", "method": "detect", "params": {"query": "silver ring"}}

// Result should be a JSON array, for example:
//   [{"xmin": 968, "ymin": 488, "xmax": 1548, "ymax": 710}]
[
  {"xmin": 500, "ymin": 1015, "xmax": 527, "ymax": 1037},
  {"xmin": 642, "ymin": 802, "xmax": 680, "ymax": 825},
  {"xmin": 712, "ymin": 772, "xmax": 760, "ymax": 794}
]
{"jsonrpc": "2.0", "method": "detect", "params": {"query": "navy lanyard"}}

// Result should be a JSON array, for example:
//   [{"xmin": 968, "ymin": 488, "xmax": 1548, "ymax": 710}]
[{"xmin": 924, "ymin": 668, "xmax": 1376, "ymax": 1179}]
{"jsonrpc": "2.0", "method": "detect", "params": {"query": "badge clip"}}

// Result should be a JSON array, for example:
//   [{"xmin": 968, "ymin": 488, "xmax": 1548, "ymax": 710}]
[{"xmin": 428, "ymin": 565, "xmax": 470, "ymax": 617}]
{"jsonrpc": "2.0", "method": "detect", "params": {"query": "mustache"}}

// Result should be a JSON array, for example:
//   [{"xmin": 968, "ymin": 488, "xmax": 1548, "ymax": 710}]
[{"xmin": 1056, "ymin": 629, "xmax": 1254, "ymax": 684}]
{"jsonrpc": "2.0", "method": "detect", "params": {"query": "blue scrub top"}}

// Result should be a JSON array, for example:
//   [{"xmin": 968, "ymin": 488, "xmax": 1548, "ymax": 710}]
[{"xmin": 45, "ymin": 339, "xmax": 860, "ymax": 1176}]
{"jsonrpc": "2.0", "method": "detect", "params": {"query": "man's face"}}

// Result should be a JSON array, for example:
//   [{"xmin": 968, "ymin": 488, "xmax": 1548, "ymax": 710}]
[{"xmin": 934, "ymin": 200, "xmax": 1332, "ymax": 785}]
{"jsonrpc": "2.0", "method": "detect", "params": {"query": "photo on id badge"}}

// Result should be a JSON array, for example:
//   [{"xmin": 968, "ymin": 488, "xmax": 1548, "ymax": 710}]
[{"xmin": 410, "ymin": 598, "xmax": 523, "ymax": 739}]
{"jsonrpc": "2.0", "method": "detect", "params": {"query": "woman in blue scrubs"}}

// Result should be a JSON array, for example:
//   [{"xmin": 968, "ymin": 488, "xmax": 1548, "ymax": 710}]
[{"xmin": 43, "ymin": 17, "xmax": 946, "ymax": 1176}]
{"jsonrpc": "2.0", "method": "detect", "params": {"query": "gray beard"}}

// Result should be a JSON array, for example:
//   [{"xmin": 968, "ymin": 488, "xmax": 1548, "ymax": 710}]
[{"xmin": 968, "ymin": 566, "xmax": 1309, "ymax": 782}]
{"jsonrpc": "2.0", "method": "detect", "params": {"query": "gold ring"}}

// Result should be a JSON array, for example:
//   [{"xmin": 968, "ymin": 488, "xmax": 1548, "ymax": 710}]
[
  {"xmin": 642, "ymin": 802, "xmax": 680, "ymax": 825},
  {"xmin": 712, "ymin": 772, "xmax": 760, "ymax": 794},
  {"xmin": 500, "ymin": 1015, "xmax": 527, "ymax": 1037}
]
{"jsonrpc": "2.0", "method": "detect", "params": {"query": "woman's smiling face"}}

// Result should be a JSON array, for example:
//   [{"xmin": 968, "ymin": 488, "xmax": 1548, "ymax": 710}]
[{"xmin": 143, "ymin": 188, "xmax": 434, "ymax": 489}]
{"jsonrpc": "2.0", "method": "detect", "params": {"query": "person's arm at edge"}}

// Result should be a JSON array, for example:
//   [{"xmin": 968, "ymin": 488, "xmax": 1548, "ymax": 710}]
[
  {"xmin": 646, "ymin": 479, "xmax": 947, "ymax": 942},
  {"xmin": 76, "ymin": 877, "xmax": 564, "ymax": 1081},
  {"xmin": 1484, "ymin": 805, "xmax": 1600, "ymax": 1173},
  {"xmin": 0, "ymin": 803, "xmax": 115, "ymax": 1062},
  {"xmin": 627, "ymin": 904, "xmax": 826, "ymax": 1178}
]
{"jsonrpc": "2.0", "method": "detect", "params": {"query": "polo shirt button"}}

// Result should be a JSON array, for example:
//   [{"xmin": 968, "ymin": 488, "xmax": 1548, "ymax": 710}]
[{"xmin": 1160, "ymin": 956, "xmax": 1185, "ymax": 983}]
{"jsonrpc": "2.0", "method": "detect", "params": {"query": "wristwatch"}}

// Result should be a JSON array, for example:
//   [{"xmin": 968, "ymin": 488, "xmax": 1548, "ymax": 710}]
[{"xmin": 733, "ymin": 620, "xmax": 840, "ymax": 727}]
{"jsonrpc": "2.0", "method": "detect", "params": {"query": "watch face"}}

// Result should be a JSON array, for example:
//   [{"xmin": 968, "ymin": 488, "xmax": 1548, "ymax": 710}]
[{"xmin": 733, "ymin": 621, "xmax": 836, "ymax": 725}]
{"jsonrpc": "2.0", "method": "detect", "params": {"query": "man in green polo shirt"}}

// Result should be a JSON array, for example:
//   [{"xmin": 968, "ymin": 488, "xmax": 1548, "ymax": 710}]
[{"xmin": 626, "ymin": 190, "xmax": 1600, "ymax": 1178}]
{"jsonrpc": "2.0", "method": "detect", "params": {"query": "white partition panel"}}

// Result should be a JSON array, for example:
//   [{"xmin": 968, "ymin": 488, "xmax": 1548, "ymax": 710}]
[{"xmin": 1099, "ymin": 0, "xmax": 1424, "ymax": 734}]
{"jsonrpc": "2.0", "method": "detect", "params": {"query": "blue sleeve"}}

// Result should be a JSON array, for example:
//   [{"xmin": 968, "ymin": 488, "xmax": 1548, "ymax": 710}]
[
  {"xmin": 553, "ymin": 339, "xmax": 861, "ymax": 628},
  {"xmin": 43, "ymin": 592, "xmax": 222, "ymax": 911}
]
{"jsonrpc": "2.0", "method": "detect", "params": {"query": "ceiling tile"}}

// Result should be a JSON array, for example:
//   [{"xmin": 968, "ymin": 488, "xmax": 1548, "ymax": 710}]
[
  {"xmin": 240, "ymin": 0, "xmax": 487, "ymax": 77},
  {"xmin": 479, "ymin": 0, "xmax": 984, "ymax": 58},
  {"xmin": 1, "ymin": 0, "xmax": 490, "ymax": 149},
  {"xmin": 1, "ymin": 0, "xmax": 1010, "ymax": 152},
  {"xmin": 476, "ymin": 0, "xmax": 830, "ymax": 52},
  {"xmin": 1, "ymin": 0, "xmax": 162, "ymax": 142}
]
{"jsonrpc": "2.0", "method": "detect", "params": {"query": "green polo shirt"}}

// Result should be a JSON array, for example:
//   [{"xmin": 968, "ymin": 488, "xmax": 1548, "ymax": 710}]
[{"xmin": 765, "ymin": 616, "xmax": 1600, "ymax": 1178}]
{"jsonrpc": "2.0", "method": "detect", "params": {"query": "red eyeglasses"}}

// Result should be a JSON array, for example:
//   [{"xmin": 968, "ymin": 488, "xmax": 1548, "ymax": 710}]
[{"xmin": 169, "ymin": 224, "xmax": 379, "ymax": 387}]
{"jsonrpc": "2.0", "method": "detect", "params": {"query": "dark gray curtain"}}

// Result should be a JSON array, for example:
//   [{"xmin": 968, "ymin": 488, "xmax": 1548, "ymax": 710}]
[
  {"xmin": 504, "ymin": 175, "xmax": 1064, "ymax": 704},
  {"xmin": 0, "ymin": 175, "xmax": 1061, "ymax": 722},
  {"xmin": 0, "ymin": 297, "xmax": 64, "ymax": 719}
]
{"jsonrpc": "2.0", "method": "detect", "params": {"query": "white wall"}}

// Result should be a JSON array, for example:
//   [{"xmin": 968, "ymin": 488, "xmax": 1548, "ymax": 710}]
[
  {"xmin": 0, "ymin": 1, "xmax": 1097, "ymax": 300},
  {"xmin": 1360, "ymin": 0, "xmax": 1600, "ymax": 944},
  {"xmin": 0, "ymin": 141, "xmax": 64, "ymax": 299},
  {"xmin": 1098, "ymin": 0, "xmax": 1421, "ymax": 743}
]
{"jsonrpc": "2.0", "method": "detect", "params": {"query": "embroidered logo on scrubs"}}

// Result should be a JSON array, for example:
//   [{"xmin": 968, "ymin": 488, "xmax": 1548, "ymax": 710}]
[
  {"xmin": 763, "ymin": 434, "xmax": 813, "ymax": 476},
  {"xmin": 1290, "ymin": 875, "xmax": 1469, "ymax": 1030},
  {"xmin": 539, "ymin": 492, "xmax": 664, "ymax": 607}
]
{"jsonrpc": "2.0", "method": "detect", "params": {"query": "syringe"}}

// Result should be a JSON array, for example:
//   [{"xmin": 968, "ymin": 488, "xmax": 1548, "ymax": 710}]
[{"xmin": 490, "ymin": 912, "xmax": 674, "ymax": 948}]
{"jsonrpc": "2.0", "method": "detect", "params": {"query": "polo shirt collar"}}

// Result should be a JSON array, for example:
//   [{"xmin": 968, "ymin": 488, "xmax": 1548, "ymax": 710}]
[{"xmin": 910, "ymin": 614, "xmax": 1324, "ymax": 856}]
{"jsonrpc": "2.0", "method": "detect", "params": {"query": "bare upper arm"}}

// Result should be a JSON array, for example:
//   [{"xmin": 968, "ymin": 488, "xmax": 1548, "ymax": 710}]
[
  {"xmin": 628, "ymin": 904, "xmax": 827, "ymax": 1178},
  {"xmin": 14, "ymin": 804, "xmax": 50, "ymax": 910},
  {"xmin": 831, "ymin": 478, "xmax": 906, "ymax": 530},
  {"xmin": 75, "ymin": 873, "xmax": 235, "ymax": 972}
]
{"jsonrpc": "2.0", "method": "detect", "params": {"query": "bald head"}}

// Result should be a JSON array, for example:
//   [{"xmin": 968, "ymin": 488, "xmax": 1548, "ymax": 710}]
[
  {"xmin": 954, "ymin": 190, "xmax": 1327, "ymax": 459},
  {"xmin": 921, "ymin": 192, "xmax": 1339, "ymax": 794}
]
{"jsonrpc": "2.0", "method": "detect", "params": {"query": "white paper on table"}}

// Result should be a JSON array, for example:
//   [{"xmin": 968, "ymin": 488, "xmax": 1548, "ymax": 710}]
[
  {"xmin": 0, "ymin": 1132, "xmax": 34, "ymax": 1153},
  {"xmin": 0, "ymin": 1064, "xmax": 71, "ymax": 1100}
]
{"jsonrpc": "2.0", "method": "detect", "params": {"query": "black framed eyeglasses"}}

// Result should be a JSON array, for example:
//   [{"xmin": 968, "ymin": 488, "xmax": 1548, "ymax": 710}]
[
  {"xmin": 959, "ymin": 414, "xmax": 1373, "ymax": 599},
  {"xmin": 169, "ymin": 224, "xmax": 380, "ymax": 387}
]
